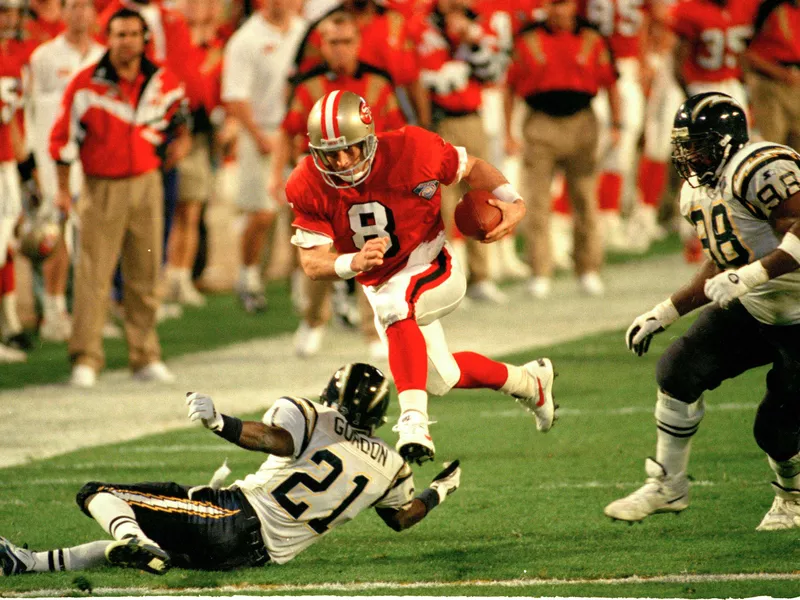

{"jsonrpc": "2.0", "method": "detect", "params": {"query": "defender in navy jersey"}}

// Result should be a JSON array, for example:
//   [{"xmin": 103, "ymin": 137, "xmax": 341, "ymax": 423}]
[
  {"xmin": 0, "ymin": 364, "xmax": 462, "ymax": 576},
  {"xmin": 604, "ymin": 92, "xmax": 800, "ymax": 529}
]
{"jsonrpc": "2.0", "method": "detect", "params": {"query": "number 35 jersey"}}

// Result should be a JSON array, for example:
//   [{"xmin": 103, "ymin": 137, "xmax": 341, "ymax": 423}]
[
  {"xmin": 679, "ymin": 141, "xmax": 800, "ymax": 325},
  {"xmin": 286, "ymin": 125, "xmax": 467, "ymax": 286},
  {"xmin": 235, "ymin": 397, "xmax": 414, "ymax": 564}
]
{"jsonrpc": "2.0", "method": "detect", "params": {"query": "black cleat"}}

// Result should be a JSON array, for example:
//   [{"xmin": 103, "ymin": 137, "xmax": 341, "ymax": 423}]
[{"xmin": 105, "ymin": 537, "xmax": 171, "ymax": 575}]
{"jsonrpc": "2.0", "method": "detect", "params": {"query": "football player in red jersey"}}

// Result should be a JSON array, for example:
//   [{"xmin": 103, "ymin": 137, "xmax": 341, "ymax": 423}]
[{"xmin": 286, "ymin": 90, "xmax": 558, "ymax": 465}]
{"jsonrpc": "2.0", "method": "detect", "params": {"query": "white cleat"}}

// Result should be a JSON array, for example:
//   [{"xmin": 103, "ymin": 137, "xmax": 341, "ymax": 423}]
[
  {"xmin": 0, "ymin": 536, "xmax": 34, "ymax": 576},
  {"xmin": 466, "ymin": 280, "xmax": 508, "ymax": 304},
  {"xmin": 516, "ymin": 358, "xmax": 557, "ymax": 432},
  {"xmin": 132, "ymin": 361, "xmax": 175, "ymax": 383},
  {"xmin": 0, "ymin": 343, "xmax": 26, "ymax": 363},
  {"xmin": 526, "ymin": 277, "xmax": 552, "ymax": 300},
  {"xmin": 177, "ymin": 280, "xmax": 206, "ymax": 307},
  {"xmin": 40, "ymin": 313, "xmax": 72, "ymax": 342},
  {"xmin": 578, "ymin": 272, "xmax": 605, "ymax": 297},
  {"xmin": 604, "ymin": 458, "xmax": 689, "ymax": 522},
  {"xmin": 294, "ymin": 321, "xmax": 325, "ymax": 358},
  {"xmin": 392, "ymin": 411, "xmax": 435, "ymax": 465},
  {"xmin": 756, "ymin": 483, "xmax": 800, "ymax": 531},
  {"xmin": 70, "ymin": 364, "xmax": 97, "ymax": 388}
]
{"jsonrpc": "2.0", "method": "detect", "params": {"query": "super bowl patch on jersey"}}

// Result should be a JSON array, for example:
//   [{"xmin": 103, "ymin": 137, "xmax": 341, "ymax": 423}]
[{"xmin": 413, "ymin": 180, "xmax": 439, "ymax": 200}]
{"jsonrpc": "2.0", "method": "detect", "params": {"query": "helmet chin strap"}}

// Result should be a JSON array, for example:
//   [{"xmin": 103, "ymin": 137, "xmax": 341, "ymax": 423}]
[{"xmin": 710, "ymin": 134, "xmax": 734, "ymax": 183}]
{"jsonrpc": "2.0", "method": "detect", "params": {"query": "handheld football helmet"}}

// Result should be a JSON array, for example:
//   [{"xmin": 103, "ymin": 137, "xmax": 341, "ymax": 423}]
[
  {"xmin": 18, "ymin": 212, "xmax": 62, "ymax": 265},
  {"xmin": 307, "ymin": 90, "xmax": 378, "ymax": 189},
  {"xmin": 320, "ymin": 363, "xmax": 390, "ymax": 435},
  {"xmin": 671, "ymin": 92, "xmax": 749, "ymax": 188}
]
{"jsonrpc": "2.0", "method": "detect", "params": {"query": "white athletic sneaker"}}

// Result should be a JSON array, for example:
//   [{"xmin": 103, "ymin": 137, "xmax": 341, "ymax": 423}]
[
  {"xmin": 756, "ymin": 483, "xmax": 800, "ymax": 531},
  {"xmin": 604, "ymin": 458, "xmax": 690, "ymax": 522},
  {"xmin": 578, "ymin": 272, "xmax": 605, "ymax": 297},
  {"xmin": 40, "ymin": 313, "xmax": 72, "ymax": 342},
  {"xmin": 0, "ymin": 536, "xmax": 34, "ymax": 575},
  {"xmin": 294, "ymin": 321, "xmax": 325, "ymax": 358},
  {"xmin": 70, "ymin": 364, "xmax": 97, "ymax": 388},
  {"xmin": 156, "ymin": 303, "xmax": 184, "ymax": 322},
  {"xmin": 0, "ymin": 343, "xmax": 26, "ymax": 363},
  {"xmin": 177, "ymin": 280, "xmax": 206, "ymax": 307},
  {"xmin": 392, "ymin": 411, "xmax": 435, "ymax": 465},
  {"xmin": 105, "ymin": 536, "xmax": 170, "ymax": 575},
  {"xmin": 515, "ymin": 358, "xmax": 557, "ymax": 432},
  {"xmin": 368, "ymin": 339, "xmax": 389, "ymax": 360},
  {"xmin": 467, "ymin": 280, "xmax": 508, "ymax": 304},
  {"xmin": 527, "ymin": 276, "xmax": 552, "ymax": 299},
  {"xmin": 132, "ymin": 361, "xmax": 175, "ymax": 383}
]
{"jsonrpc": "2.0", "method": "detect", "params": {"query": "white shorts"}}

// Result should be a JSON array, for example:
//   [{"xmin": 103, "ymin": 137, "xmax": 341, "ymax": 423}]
[
  {"xmin": 235, "ymin": 130, "xmax": 278, "ymax": 213},
  {"xmin": 0, "ymin": 160, "xmax": 21, "ymax": 267},
  {"xmin": 364, "ymin": 243, "xmax": 468, "ymax": 396}
]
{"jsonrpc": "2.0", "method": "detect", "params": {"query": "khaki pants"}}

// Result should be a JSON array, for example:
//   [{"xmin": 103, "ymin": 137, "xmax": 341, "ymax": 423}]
[
  {"xmin": 521, "ymin": 108, "xmax": 602, "ymax": 277},
  {"xmin": 747, "ymin": 71, "xmax": 800, "ymax": 149},
  {"xmin": 435, "ymin": 113, "xmax": 489, "ymax": 283},
  {"xmin": 70, "ymin": 170, "xmax": 163, "ymax": 371}
]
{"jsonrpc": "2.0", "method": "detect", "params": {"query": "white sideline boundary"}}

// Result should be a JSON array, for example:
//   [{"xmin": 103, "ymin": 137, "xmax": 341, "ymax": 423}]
[{"xmin": 7, "ymin": 572, "xmax": 800, "ymax": 597}]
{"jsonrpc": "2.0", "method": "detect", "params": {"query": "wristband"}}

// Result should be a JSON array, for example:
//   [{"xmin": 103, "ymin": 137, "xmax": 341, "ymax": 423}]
[
  {"xmin": 212, "ymin": 414, "xmax": 243, "ymax": 444},
  {"xmin": 416, "ymin": 487, "xmax": 440, "ymax": 513},
  {"xmin": 17, "ymin": 153, "xmax": 35, "ymax": 182},
  {"xmin": 778, "ymin": 231, "xmax": 800, "ymax": 265},
  {"xmin": 334, "ymin": 253, "xmax": 358, "ymax": 279},
  {"xmin": 492, "ymin": 183, "xmax": 523, "ymax": 204},
  {"xmin": 653, "ymin": 298, "xmax": 680, "ymax": 326},
  {"xmin": 737, "ymin": 261, "xmax": 769, "ymax": 288}
]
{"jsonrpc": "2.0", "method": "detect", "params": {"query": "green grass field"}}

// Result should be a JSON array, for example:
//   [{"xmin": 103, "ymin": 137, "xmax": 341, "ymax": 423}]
[{"xmin": 2, "ymin": 314, "xmax": 797, "ymax": 598}]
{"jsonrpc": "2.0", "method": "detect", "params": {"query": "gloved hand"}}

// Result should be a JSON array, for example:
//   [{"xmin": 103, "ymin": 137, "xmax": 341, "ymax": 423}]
[
  {"xmin": 625, "ymin": 299, "xmax": 680, "ymax": 357},
  {"xmin": 429, "ymin": 460, "xmax": 461, "ymax": 504},
  {"xmin": 186, "ymin": 392, "xmax": 223, "ymax": 431},
  {"xmin": 704, "ymin": 263, "xmax": 768, "ymax": 308}
]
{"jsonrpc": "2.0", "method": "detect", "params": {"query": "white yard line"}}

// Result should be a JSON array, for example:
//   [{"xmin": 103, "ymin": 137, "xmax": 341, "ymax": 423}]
[
  {"xmin": 7, "ymin": 571, "xmax": 800, "ymax": 597},
  {"xmin": 0, "ymin": 255, "xmax": 696, "ymax": 469}
]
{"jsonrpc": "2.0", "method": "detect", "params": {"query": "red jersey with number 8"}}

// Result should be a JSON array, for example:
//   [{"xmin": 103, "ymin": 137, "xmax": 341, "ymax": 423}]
[{"xmin": 287, "ymin": 125, "xmax": 463, "ymax": 287}]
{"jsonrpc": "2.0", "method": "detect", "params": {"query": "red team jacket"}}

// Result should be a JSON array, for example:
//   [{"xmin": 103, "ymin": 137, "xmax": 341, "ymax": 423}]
[
  {"xmin": 669, "ymin": 0, "xmax": 757, "ymax": 83},
  {"xmin": 578, "ymin": 0, "xmax": 650, "ymax": 59},
  {"xmin": 0, "ymin": 39, "xmax": 37, "ymax": 162},
  {"xmin": 50, "ymin": 53, "xmax": 186, "ymax": 178},
  {"xmin": 287, "ymin": 126, "xmax": 462, "ymax": 287}
]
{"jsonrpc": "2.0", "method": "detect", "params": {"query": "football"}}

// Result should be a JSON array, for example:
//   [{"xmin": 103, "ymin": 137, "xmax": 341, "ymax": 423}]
[{"xmin": 454, "ymin": 190, "xmax": 503, "ymax": 241}]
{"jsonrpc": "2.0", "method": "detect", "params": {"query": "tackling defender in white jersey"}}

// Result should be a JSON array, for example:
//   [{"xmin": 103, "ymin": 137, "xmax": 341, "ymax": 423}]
[
  {"xmin": 0, "ymin": 363, "xmax": 462, "ymax": 575},
  {"xmin": 604, "ymin": 92, "xmax": 800, "ymax": 529}
]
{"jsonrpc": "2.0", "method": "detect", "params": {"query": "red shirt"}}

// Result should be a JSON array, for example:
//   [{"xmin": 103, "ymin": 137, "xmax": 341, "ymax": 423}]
[
  {"xmin": 0, "ymin": 39, "xmax": 36, "ymax": 162},
  {"xmin": 25, "ymin": 16, "xmax": 66, "ymax": 46},
  {"xmin": 407, "ymin": 7, "xmax": 502, "ymax": 114},
  {"xmin": 579, "ymin": 0, "xmax": 650, "ymax": 58},
  {"xmin": 669, "ymin": 0, "xmax": 757, "ymax": 83},
  {"xmin": 295, "ymin": 5, "xmax": 418, "ymax": 87},
  {"xmin": 507, "ymin": 21, "xmax": 618, "ymax": 99},
  {"xmin": 748, "ymin": 0, "xmax": 800, "ymax": 64},
  {"xmin": 287, "ymin": 126, "xmax": 461, "ymax": 286},
  {"xmin": 50, "ymin": 53, "xmax": 187, "ymax": 177},
  {"xmin": 282, "ymin": 63, "xmax": 406, "ymax": 151}
]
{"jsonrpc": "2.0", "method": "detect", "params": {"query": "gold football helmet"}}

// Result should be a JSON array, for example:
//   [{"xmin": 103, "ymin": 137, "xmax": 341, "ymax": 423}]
[{"xmin": 307, "ymin": 90, "xmax": 378, "ymax": 188}]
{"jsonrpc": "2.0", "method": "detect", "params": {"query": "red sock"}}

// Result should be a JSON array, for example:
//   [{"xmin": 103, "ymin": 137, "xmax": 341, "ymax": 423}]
[
  {"xmin": 597, "ymin": 172, "xmax": 623, "ymax": 211},
  {"xmin": 453, "ymin": 351, "xmax": 508, "ymax": 389},
  {"xmin": 637, "ymin": 156, "xmax": 668, "ymax": 208},
  {"xmin": 385, "ymin": 318, "xmax": 428, "ymax": 393},
  {"xmin": 553, "ymin": 184, "xmax": 572, "ymax": 215},
  {"xmin": 0, "ymin": 251, "xmax": 15, "ymax": 294}
]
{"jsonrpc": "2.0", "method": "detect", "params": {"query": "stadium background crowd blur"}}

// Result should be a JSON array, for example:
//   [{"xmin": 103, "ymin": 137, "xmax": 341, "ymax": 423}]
[{"xmin": 0, "ymin": 0, "xmax": 796, "ymax": 384}]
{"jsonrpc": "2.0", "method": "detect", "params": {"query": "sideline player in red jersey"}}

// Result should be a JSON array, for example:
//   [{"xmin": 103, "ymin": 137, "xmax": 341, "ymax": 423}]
[{"xmin": 286, "ymin": 90, "xmax": 558, "ymax": 465}]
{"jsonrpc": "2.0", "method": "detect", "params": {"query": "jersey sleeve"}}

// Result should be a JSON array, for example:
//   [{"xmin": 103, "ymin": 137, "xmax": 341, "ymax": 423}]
[
  {"xmin": 286, "ymin": 162, "xmax": 336, "ymax": 239},
  {"xmin": 406, "ymin": 126, "xmax": 466, "ymax": 186},
  {"xmin": 734, "ymin": 146, "xmax": 800, "ymax": 218},
  {"xmin": 261, "ymin": 396, "xmax": 319, "ymax": 458},
  {"xmin": 374, "ymin": 462, "xmax": 415, "ymax": 510}
]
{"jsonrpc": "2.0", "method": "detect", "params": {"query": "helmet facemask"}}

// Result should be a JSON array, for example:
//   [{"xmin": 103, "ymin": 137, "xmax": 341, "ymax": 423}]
[
  {"xmin": 309, "ymin": 134, "xmax": 378, "ymax": 189},
  {"xmin": 671, "ymin": 128, "xmax": 732, "ymax": 188}
]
